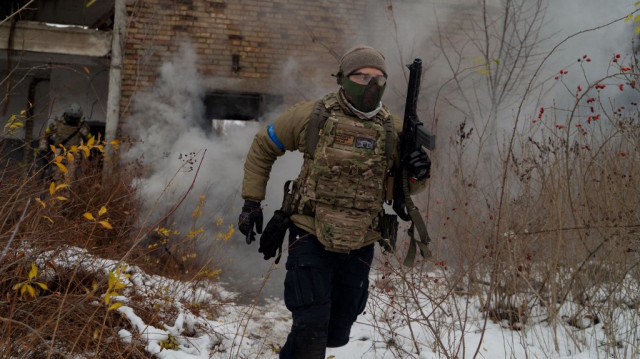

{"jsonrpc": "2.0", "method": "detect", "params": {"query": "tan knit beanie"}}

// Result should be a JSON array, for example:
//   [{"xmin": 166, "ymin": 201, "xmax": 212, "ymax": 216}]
[{"xmin": 339, "ymin": 45, "xmax": 388, "ymax": 77}]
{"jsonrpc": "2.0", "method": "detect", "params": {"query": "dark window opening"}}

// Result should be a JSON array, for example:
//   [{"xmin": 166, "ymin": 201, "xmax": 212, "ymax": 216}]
[
  {"xmin": 203, "ymin": 91, "xmax": 283, "ymax": 135},
  {"xmin": 0, "ymin": 0, "xmax": 115, "ymax": 30}
]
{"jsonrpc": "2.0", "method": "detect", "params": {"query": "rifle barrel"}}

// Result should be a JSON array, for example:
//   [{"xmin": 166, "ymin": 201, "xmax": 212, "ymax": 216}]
[{"xmin": 403, "ymin": 59, "xmax": 422, "ymax": 122}]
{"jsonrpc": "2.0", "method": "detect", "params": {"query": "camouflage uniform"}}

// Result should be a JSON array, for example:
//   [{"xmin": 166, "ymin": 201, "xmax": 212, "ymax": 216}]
[{"xmin": 242, "ymin": 91, "xmax": 427, "ymax": 358}]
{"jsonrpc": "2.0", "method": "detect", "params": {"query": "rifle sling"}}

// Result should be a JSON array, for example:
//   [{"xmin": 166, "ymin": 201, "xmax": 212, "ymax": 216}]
[{"xmin": 400, "ymin": 168, "xmax": 432, "ymax": 267}]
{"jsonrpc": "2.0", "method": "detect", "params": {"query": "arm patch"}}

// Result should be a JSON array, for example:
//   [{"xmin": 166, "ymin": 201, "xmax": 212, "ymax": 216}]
[{"xmin": 267, "ymin": 123, "xmax": 286, "ymax": 151}]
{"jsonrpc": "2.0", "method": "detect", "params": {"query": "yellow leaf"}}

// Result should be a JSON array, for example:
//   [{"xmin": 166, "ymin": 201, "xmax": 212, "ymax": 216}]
[
  {"xmin": 110, "ymin": 139, "xmax": 120, "ymax": 146},
  {"xmin": 636, "ymin": 0, "xmax": 640, "ymax": 5},
  {"xmin": 108, "ymin": 302, "xmax": 124, "ymax": 311},
  {"xmin": 66, "ymin": 152, "xmax": 74, "ymax": 164},
  {"xmin": 55, "ymin": 184, "xmax": 67, "ymax": 191},
  {"xmin": 55, "ymin": 155, "xmax": 63, "ymax": 163},
  {"xmin": 12, "ymin": 282, "xmax": 23, "ymax": 291},
  {"xmin": 86, "ymin": 0, "xmax": 97, "ymax": 7},
  {"xmin": 25, "ymin": 284, "xmax": 35, "ymax": 298},
  {"xmin": 114, "ymin": 282, "xmax": 126, "ymax": 290},
  {"xmin": 82, "ymin": 146, "xmax": 90, "ymax": 158},
  {"xmin": 49, "ymin": 182, "xmax": 56, "ymax": 195},
  {"xmin": 35, "ymin": 197, "xmax": 46, "ymax": 208},
  {"xmin": 83, "ymin": 212, "xmax": 95, "ymax": 220},
  {"xmin": 49, "ymin": 144, "xmax": 56, "ymax": 153},
  {"xmin": 29, "ymin": 263, "xmax": 38, "ymax": 280},
  {"xmin": 634, "ymin": 14, "xmax": 640, "ymax": 23},
  {"xmin": 56, "ymin": 196, "xmax": 68, "ymax": 201},
  {"xmin": 70, "ymin": 145, "xmax": 78, "ymax": 154},
  {"xmin": 636, "ymin": 26, "xmax": 640, "ymax": 35},
  {"xmin": 104, "ymin": 292, "xmax": 111, "ymax": 305},
  {"xmin": 625, "ymin": 13, "xmax": 634, "ymax": 22},
  {"xmin": 43, "ymin": 216, "xmax": 54, "ymax": 224},
  {"xmin": 93, "ymin": 328, "xmax": 99, "ymax": 339},
  {"xmin": 87, "ymin": 136, "xmax": 95, "ymax": 148},
  {"xmin": 473, "ymin": 57, "xmax": 484, "ymax": 63},
  {"xmin": 21, "ymin": 285, "xmax": 27, "ymax": 295},
  {"xmin": 98, "ymin": 206, "xmax": 107, "ymax": 217},
  {"xmin": 92, "ymin": 282, "xmax": 98, "ymax": 291},
  {"xmin": 83, "ymin": 65, "xmax": 90, "ymax": 74},
  {"xmin": 108, "ymin": 271, "xmax": 117, "ymax": 287},
  {"xmin": 54, "ymin": 162, "xmax": 68, "ymax": 174},
  {"xmin": 35, "ymin": 282, "xmax": 48, "ymax": 290},
  {"xmin": 99, "ymin": 220, "xmax": 113, "ymax": 229}
]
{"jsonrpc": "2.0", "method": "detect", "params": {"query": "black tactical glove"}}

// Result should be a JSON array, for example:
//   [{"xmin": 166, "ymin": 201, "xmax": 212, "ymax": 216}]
[
  {"xmin": 407, "ymin": 148, "xmax": 431, "ymax": 181},
  {"xmin": 238, "ymin": 200, "xmax": 263, "ymax": 244},
  {"xmin": 259, "ymin": 210, "xmax": 291, "ymax": 264}
]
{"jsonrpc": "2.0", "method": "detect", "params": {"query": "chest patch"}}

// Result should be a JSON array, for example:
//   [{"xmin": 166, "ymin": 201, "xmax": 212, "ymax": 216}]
[
  {"xmin": 355, "ymin": 137, "xmax": 375, "ymax": 149},
  {"xmin": 335, "ymin": 133, "xmax": 355, "ymax": 146}
]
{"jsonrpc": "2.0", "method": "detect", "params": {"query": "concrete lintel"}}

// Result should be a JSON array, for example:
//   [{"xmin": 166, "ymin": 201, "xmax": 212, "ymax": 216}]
[{"xmin": 0, "ymin": 20, "xmax": 112, "ymax": 58}]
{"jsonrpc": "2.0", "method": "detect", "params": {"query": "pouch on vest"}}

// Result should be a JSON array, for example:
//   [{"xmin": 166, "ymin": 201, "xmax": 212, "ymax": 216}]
[{"xmin": 314, "ymin": 203, "xmax": 374, "ymax": 252}]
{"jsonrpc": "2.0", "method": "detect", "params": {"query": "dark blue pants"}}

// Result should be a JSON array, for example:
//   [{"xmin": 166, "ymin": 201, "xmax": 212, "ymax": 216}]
[{"xmin": 279, "ymin": 225, "xmax": 374, "ymax": 359}]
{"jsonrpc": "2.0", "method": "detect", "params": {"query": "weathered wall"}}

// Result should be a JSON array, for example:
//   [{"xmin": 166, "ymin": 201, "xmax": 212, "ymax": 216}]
[{"xmin": 121, "ymin": 0, "xmax": 366, "ymax": 118}]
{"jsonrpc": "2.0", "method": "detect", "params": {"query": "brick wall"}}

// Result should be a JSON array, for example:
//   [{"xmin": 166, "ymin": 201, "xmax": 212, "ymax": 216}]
[{"xmin": 121, "ymin": 0, "xmax": 366, "ymax": 119}]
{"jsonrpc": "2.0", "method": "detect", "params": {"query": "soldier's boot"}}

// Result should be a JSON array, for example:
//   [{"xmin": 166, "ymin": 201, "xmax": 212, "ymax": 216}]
[{"xmin": 279, "ymin": 321, "xmax": 328, "ymax": 359}]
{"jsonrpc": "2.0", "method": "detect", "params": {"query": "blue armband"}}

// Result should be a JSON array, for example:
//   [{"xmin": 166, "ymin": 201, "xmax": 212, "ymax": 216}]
[{"xmin": 267, "ymin": 124, "xmax": 286, "ymax": 151}]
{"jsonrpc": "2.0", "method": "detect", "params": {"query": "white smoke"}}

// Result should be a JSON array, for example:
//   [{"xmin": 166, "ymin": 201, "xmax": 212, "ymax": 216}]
[{"xmin": 121, "ymin": 42, "xmax": 303, "ymax": 299}]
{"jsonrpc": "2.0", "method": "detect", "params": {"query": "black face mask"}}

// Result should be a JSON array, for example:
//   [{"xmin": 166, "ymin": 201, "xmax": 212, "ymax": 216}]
[{"xmin": 342, "ymin": 77, "xmax": 386, "ymax": 113}]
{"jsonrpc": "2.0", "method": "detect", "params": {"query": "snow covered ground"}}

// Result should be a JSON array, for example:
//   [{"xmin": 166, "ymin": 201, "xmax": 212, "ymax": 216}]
[{"xmin": 42, "ymin": 246, "xmax": 640, "ymax": 359}]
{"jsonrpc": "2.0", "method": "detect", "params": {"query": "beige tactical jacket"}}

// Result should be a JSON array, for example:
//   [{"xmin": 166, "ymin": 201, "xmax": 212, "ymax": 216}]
[{"xmin": 241, "ymin": 92, "xmax": 428, "ymax": 237}]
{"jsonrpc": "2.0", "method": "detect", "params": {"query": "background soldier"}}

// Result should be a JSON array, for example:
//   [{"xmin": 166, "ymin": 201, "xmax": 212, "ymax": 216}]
[
  {"xmin": 39, "ymin": 102, "xmax": 93, "ymax": 183},
  {"xmin": 238, "ymin": 45, "xmax": 431, "ymax": 358}
]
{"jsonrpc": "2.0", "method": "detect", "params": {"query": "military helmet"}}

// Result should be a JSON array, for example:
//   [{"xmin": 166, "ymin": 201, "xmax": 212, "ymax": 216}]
[
  {"xmin": 338, "ymin": 45, "xmax": 388, "ymax": 81},
  {"xmin": 63, "ymin": 103, "xmax": 83, "ymax": 124}
]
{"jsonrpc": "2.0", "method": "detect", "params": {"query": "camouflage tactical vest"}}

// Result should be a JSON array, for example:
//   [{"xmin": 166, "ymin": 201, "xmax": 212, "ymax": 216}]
[
  {"xmin": 53, "ymin": 118, "xmax": 86, "ymax": 147},
  {"xmin": 294, "ymin": 93, "xmax": 394, "ymax": 252}
]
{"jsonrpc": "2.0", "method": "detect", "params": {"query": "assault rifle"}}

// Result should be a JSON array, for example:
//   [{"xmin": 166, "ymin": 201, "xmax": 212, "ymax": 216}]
[
  {"xmin": 391, "ymin": 58, "xmax": 436, "ymax": 266},
  {"xmin": 392, "ymin": 58, "xmax": 435, "ymax": 221}
]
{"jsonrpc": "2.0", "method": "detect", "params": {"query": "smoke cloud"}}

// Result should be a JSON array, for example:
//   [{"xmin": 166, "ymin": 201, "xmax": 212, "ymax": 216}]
[{"xmin": 122, "ymin": 42, "xmax": 303, "ymax": 299}]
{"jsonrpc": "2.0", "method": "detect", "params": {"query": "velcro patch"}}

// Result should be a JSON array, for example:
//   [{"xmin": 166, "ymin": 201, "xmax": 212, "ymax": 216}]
[
  {"xmin": 355, "ymin": 137, "xmax": 375, "ymax": 149},
  {"xmin": 335, "ymin": 133, "xmax": 355, "ymax": 146}
]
